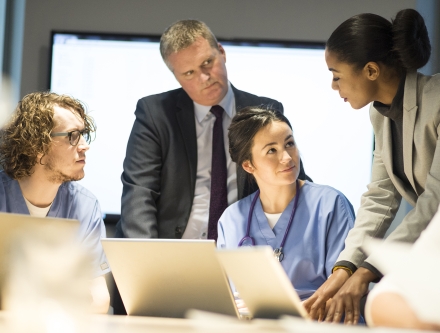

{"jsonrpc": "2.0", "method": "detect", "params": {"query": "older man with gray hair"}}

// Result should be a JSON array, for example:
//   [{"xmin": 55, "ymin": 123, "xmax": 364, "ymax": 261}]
[{"xmin": 116, "ymin": 19, "xmax": 310, "ymax": 244}]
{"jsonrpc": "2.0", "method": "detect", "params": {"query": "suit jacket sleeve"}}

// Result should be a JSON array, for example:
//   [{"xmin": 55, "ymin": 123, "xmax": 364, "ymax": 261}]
[
  {"xmin": 337, "ymin": 74, "xmax": 440, "ymax": 271},
  {"xmin": 335, "ymin": 116, "xmax": 402, "ymax": 268},
  {"xmin": 119, "ymin": 98, "xmax": 162, "ymax": 238},
  {"xmin": 365, "ymin": 121, "xmax": 440, "ymax": 270}
]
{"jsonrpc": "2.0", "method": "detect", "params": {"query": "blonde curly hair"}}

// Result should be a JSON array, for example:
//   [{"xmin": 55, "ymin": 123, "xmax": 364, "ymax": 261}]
[{"xmin": 0, "ymin": 91, "xmax": 95, "ymax": 179}]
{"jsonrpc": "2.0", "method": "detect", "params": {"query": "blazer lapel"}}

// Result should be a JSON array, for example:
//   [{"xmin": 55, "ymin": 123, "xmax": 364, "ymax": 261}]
[
  {"xmin": 402, "ymin": 71, "xmax": 418, "ymax": 194},
  {"xmin": 381, "ymin": 116, "xmax": 394, "ymax": 179},
  {"xmin": 176, "ymin": 90, "xmax": 197, "ymax": 196},
  {"xmin": 232, "ymin": 86, "xmax": 257, "ymax": 199}
]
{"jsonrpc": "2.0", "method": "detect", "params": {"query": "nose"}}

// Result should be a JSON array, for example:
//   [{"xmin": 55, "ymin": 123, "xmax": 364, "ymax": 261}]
[
  {"xmin": 77, "ymin": 136, "xmax": 90, "ymax": 152},
  {"xmin": 280, "ymin": 150, "xmax": 292, "ymax": 163},
  {"xmin": 200, "ymin": 70, "xmax": 210, "ymax": 82},
  {"xmin": 331, "ymin": 79, "xmax": 339, "ymax": 91}
]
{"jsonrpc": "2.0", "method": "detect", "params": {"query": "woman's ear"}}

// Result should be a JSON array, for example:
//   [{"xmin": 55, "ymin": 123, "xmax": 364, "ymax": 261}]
[
  {"xmin": 363, "ymin": 62, "xmax": 380, "ymax": 81},
  {"xmin": 242, "ymin": 160, "xmax": 254, "ymax": 174}
]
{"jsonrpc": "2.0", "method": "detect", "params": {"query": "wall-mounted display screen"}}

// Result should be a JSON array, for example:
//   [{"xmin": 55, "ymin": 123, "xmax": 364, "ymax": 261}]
[{"xmin": 50, "ymin": 32, "xmax": 373, "ymax": 217}]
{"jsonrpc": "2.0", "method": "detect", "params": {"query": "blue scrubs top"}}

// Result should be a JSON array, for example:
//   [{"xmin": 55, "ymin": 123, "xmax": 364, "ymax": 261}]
[
  {"xmin": 0, "ymin": 171, "xmax": 110, "ymax": 278},
  {"xmin": 217, "ymin": 181, "xmax": 355, "ymax": 300}
]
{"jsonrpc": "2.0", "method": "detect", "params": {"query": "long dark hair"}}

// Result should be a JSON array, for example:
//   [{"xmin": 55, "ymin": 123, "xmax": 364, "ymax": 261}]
[{"xmin": 327, "ymin": 9, "xmax": 431, "ymax": 72}]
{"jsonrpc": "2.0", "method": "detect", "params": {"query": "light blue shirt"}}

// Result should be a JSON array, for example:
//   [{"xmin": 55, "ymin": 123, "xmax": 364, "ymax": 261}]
[
  {"xmin": 217, "ymin": 181, "xmax": 355, "ymax": 300},
  {"xmin": 0, "ymin": 171, "xmax": 110, "ymax": 278},
  {"xmin": 183, "ymin": 82, "xmax": 237, "ymax": 239}
]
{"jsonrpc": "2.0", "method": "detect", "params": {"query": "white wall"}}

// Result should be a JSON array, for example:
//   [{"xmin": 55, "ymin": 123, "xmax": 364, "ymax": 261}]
[
  {"xmin": 20, "ymin": 0, "xmax": 416, "ymax": 96},
  {"xmin": 19, "ymin": 0, "xmax": 420, "ymax": 226}
]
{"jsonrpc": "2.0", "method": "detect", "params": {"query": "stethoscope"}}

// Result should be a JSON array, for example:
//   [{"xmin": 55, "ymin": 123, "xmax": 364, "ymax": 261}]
[{"xmin": 238, "ymin": 180, "xmax": 300, "ymax": 262}]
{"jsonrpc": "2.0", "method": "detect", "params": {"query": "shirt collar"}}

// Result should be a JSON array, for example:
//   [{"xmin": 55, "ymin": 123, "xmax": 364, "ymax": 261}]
[
  {"xmin": 194, "ymin": 82, "xmax": 234, "ymax": 123},
  {"xmin": 373, "ymin": 75, "xmax": 405, "ymax": 121}
]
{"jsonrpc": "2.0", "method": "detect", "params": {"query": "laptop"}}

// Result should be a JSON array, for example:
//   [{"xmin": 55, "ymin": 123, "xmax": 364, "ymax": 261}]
[
  {"xmin": 101, "ymin": 239, "xmax": 239, "ymax": 318},
  {"xmin": 0, "ymin": 212, "xmax": 80, "ymax": 308},
  {"xmin": 216, "ymin": 246, "xmax": 309, "ymax": 319}
]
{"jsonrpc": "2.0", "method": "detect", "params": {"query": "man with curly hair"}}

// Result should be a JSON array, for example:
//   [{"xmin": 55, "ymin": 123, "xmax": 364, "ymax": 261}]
[{"xmin": 0, "ymin": 91, "xmax": 110, "ymax": 313}]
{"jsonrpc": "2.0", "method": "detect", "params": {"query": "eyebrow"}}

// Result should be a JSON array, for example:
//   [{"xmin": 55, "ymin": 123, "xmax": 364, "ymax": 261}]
[
  {"xmin": 328, "ymin": 67, "xmax": 339, "ymax": 72},
  {"xmin": 261, "ymin": 134, "xmax": 293, "ymax": 150},
  {"xmin": 56, "ymin": 126, "xmax": 85, "ymax": 133}
]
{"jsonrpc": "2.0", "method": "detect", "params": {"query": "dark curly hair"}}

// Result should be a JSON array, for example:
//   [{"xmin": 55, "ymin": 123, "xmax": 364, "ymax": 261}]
[{"xmin": 0, "ymin": 92, "xmax": 95, "ymax": 179}]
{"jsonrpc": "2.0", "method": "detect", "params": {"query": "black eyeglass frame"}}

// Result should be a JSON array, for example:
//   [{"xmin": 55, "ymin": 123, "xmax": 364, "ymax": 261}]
[{"xmin": 50, "ymin": 129, "xmax": 91, "ymax": 146}]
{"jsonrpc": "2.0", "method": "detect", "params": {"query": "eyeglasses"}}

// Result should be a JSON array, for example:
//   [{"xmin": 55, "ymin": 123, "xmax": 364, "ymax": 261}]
[{"xmin": 50, "ymin": 129, "xmax": 91, "ymax": 146}]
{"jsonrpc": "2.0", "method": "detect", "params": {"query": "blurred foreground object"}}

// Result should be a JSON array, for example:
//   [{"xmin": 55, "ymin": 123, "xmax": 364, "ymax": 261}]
[
  {"xmin": 363, "ymin": 236, "xmax": 440, "ymax": 329},
  {"xmin": 2, "ymin": 224, "xmax": 92, "ymax": 333},
  {"xmin": 0, "ymin": 75, "xmax": 13, "ymax": 127}
]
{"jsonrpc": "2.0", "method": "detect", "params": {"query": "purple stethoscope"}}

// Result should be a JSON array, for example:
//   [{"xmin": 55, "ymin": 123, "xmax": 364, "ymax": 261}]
[{"xmin": 238, "ymin": 180, "xmax": 300, "ymax": 262}]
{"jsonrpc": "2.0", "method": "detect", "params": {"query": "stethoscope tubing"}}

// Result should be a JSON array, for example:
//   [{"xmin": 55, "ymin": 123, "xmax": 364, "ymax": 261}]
[{"xmin": 238, "ymin": 180, "xmax": 300, "ymax": 256}]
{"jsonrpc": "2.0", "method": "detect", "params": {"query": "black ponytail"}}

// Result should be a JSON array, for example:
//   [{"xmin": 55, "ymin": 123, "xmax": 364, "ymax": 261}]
[{"xmin": 327, "ymin": 8, "xmax": 430, "ymax": 71}]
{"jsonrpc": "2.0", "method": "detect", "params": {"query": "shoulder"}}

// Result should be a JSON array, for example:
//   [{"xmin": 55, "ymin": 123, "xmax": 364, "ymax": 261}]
[
  {"xmin": 412, "ymin": 72, "xmax": 440, "ymax": 122},
  {"xmin": 60, "ymin": 181, "xmax": 99, "ymax": 205},
  {"xmin": 0, "ymin": 171, "xmax": 13, "ymax": 187},
  {"xmin": 232, "ymin": 85, "xmax": 282, "ymax": 110},
  {"xmin": 137, "ymin": 88, "xmax": 185, "ymax": 106},
  {"xmin": 220, "ymin": 191, "xmax": 255, "ymax": 221},
  {"xmin": 134, "ymin": 88, "xmax": 189, "ymax": 124},
  {"xmin": 416, "ymin": 72, "xmax": 440, "ymax": 93},
  {"xmin": 302, "ymin": 181, "xmax": 341, "ymax": 198},
  {"xmin": 301, "ymin": 181, "xmax": 354, "ymax": 212}
]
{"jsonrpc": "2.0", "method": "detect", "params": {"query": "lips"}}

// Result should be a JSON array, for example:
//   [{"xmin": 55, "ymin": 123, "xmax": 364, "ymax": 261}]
[
  {"xmin": 203, "ymin": 81, "xmax": 217, "ymax": 90},
  {"xmin": 280, "ymin": 165, "xmax": 295, "ymax": 173}
]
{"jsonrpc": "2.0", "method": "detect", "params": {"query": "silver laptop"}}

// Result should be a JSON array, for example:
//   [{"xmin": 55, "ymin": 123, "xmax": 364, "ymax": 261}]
[
  {"xmin": 101, "ymin": 238, "xmax": 239, "ymax": 318},
  {"xmin": 216, "ymin": 246, "xmax": 309, "ymax": 319},
  {"xmin": 0, "ymin": 212, "xmax": 80, "ymax": 308}
]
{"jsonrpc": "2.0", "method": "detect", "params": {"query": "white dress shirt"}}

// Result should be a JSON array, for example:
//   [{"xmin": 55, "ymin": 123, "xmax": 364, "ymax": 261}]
[{"xmin": 182, "ymin": 82, "xmax": 237, "ymax": 239}]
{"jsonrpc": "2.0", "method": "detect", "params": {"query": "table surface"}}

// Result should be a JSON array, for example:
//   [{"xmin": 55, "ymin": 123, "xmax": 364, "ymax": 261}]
[{"xmin": 0, "ymin": 310, "xmax": 426, "ymax": 333}]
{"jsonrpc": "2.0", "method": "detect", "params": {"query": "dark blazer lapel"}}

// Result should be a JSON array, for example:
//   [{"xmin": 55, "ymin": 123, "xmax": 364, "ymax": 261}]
[
  {"xmin": 176, "ymin": 90, "xmax": 198, "ymax": 196},
  {"xmin": 233, "ymin": 86, "xmax": 250, "ymax": 199},
  {"xmin": 402, "ymin": 71, "xmax": 419, "ymax": 194}
]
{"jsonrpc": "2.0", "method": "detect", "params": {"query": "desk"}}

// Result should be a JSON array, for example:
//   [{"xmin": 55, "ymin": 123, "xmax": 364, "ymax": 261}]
[{"xmin": 0, "ymin": 311, "xmax": 416, "ymax": 333}]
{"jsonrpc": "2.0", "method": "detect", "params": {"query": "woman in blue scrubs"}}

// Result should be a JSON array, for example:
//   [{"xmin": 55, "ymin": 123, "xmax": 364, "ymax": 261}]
[{"xmin": 217, "ymin": 106, "xmax": 355, "ymax": 301}]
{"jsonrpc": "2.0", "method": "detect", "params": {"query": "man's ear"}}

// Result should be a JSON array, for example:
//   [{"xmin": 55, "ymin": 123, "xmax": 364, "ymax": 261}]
[
  {"xmin": 363, "ymin": 62, "xmax": 380, "ymax": 81},
  {"xmin": 242, "ymin": 160, "xmax": 254, "ymax": 174},
  {"xmin": 36, "ymin": 152, "xmax": 46, "ymax": 165},
  {"xmin": 218, "ymin": 43, "xmax": 226, "ymax": 62}
]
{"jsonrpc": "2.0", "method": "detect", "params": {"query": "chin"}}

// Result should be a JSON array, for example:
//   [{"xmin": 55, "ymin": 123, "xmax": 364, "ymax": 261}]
[
  {"xmin": 48, "ymin": 170, "xmax": 85, "ymax": 183},
  {"xmin": 350, "ymin": 102, "xmax": 368, "ymax": 110}
]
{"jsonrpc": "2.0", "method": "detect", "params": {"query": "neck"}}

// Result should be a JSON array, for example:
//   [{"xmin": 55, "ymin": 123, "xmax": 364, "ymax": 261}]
[
  {"xmin": 17, "ymin": 170, "xmax": 61, "ymax": 208},
  {"xmin": 258, "ymin": 181, "xmax": 301, "ymax": 214},
  {"xmin": 375, "ymin": 70, "xmax": 403, "ymax": 105}
]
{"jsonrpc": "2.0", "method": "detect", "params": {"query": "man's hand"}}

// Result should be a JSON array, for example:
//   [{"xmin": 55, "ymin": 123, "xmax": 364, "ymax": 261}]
[
  {"xmin": 324, "ymin": 267, "xmax": 376, "ymax": 324},
  {"xmin": 303, "ymin": 269, "xmax": 350, "ymax": 321}
]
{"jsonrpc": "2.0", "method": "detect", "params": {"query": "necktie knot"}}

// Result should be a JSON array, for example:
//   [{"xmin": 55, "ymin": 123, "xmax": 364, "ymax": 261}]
[{"xmin": 210, "ymin": 105, "xmax": 224, "ymax": 119}]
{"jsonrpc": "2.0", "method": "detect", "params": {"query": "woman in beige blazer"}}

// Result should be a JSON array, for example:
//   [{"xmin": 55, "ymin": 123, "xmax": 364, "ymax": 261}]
[{"xmin": 304, "ymin": 8, "xmax": 440, "ymax": 324}]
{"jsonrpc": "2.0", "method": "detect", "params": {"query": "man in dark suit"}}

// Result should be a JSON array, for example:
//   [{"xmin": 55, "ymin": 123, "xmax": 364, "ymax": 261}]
[{"xmin": 115, "ymin": 19, "xmax": 309, "ymax": 240}]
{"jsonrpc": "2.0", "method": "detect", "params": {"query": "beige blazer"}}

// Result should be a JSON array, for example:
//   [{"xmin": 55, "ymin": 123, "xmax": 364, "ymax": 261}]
[{"xmin": 337, "ymin": 71, "xmax": 440, "ymax": 268}]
